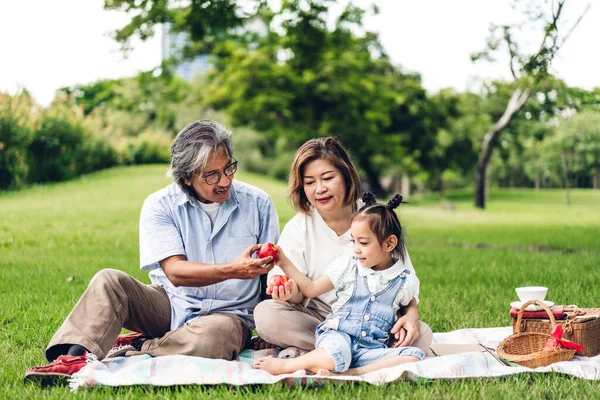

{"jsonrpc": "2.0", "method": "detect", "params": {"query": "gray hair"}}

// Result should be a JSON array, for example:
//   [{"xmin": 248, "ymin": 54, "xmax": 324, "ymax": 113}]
[{"xmin": 167, "ymin": 120, "xmax": 233, "ymax": 199}]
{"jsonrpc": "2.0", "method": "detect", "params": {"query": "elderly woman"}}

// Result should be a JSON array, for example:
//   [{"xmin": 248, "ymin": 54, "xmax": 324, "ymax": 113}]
[
  {"xmin": 24, "ymin": 120, "xmax": 279, "ymax": 384},
  {"xmin": 254, "ymin": 137, "xmax": 432, "ymax": 354}
]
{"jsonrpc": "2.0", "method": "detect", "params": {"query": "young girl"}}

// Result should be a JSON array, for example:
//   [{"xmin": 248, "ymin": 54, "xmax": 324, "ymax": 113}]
[{"xmin": 254, "ymin": 192, "xmax": 425, "ymax": 376}]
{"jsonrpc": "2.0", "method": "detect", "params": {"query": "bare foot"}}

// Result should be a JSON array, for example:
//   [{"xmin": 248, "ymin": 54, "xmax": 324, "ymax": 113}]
[
  {"xmin": 316, "ymin": 369, "xmax": 335, "ymax": 376},
  {"xmin": 253, "ymin": 356, "xmax": 293, "ymax": 375}
]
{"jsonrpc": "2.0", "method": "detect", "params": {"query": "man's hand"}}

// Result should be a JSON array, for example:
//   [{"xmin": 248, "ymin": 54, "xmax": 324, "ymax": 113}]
[{"xmin": 228, "ymin": 244, "xmax": 274, "ymax": 279}]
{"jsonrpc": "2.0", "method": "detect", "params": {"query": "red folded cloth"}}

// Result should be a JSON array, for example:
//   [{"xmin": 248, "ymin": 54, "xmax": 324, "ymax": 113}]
[
  {"xmin": 544, "ymin": 325, "xmax": 584, "ymax": 352},
  {"xmin": 510, "ymin": 305, "xmax": 565, "ymax": 320}
]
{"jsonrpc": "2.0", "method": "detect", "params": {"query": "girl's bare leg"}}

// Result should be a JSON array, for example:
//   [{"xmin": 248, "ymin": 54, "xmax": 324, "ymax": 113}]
[
  {"xmin": 254, "ymin": 348, "xmax": 336, "ymax": 375},
  {"xmin": 317, "ymin": 355, "xmax": 420, "ymax": 376}
]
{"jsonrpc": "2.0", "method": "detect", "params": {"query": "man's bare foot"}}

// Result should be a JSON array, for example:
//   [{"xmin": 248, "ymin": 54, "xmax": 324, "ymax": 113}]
[
  {"xmin": 316, "ymin": 368, "xmax": 335, "ymax": 376},
  {"xmin": 253, "ymin": 356, "xmax": 293, "ymax": 375}
]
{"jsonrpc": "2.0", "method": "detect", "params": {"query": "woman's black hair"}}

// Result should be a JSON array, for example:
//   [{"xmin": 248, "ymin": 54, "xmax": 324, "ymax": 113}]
[{"xmin": 355, "ymin": 192, "xmax": 407, "ymax": 263}]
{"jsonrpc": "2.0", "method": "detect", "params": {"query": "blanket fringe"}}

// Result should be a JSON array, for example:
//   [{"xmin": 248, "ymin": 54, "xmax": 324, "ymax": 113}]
[{"xmin": 68, "ymin": 354, "xmax": 98, "ymax": 392}]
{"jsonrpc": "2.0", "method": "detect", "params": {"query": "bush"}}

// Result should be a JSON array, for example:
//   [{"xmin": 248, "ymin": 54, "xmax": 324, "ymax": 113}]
[
  {"xmin": 28, "ymin": 115, "xmax": 86, "ymax": 182},
  {"xmin": 0, "ymin": 92, "xmax": 39, "ymax": 189},
  {"xmin": 0, "ymin": 115, "xmax": 31, "ymax": 189},
  {"xmin": 441, "ymin": 169, "xmax": 468, "ymax": 190},
  {"xmin": 73, "ymin": 137, "xmax": 120, "ymax": 175},
  {"xmin": 117, "ymin": 130, "xmax": 172, "ymax": 165}
]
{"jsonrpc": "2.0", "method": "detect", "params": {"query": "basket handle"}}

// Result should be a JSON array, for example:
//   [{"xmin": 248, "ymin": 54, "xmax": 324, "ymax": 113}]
[{"xmin": 515, "ymin": 300, "xmax": 556, "ymax": 334}]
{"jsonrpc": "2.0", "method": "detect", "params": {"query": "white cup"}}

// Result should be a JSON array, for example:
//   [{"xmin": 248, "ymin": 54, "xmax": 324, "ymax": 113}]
[{"xmin": 515, "ymin": 286, "xmax": 548, "ymax": 303}]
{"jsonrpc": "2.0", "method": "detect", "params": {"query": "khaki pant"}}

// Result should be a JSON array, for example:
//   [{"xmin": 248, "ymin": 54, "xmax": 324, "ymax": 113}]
[
  {"xmin": 46, "ymin": 269, "xmax": 249, "ymax": 361},
  {"xmin": 254, "ymin": 300, "xmax": 434, "ymax": 356}
]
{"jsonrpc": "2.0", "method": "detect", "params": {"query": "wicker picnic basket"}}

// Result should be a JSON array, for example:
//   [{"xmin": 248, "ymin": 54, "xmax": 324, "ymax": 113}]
[
  {"xmin": 497, "ymin": 300, "xmax": 576, "ymax": 368},
  {"xmin": 512, "ymin": 306, "xmax": 600, "ymax": 357}
]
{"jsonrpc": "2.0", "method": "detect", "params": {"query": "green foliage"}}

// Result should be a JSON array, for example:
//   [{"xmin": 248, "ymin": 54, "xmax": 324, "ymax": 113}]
[
  {"xmin": 0, "ymin": 91, "xmax": 38, "ymax": 189},
  {"xmin": 61, "ymin": 69, "xmax": 191, "ymax": 133},
  {"xmin": 537, "ymin": 110, "xmax": 600, "ymax": 189},
  {"xmin": 59, "ymin": 78, "xmax": 123, "ymax": 115},
  {"xmin": 204, "ymin": 2, "xmax": 442, "ymax": 196},
  {"xmin": 104, "ymin": 0, "xmax": 253, "ymax": 54},
  {"xmin": 0, "ymin": 90, "xmax": 174, "ymax": 190},
  {"xmin": 427, "ymin": 90, "xmax": 481, "ymax": 190},
  {"xmin": 26, "ymin": 100, "xmax": 119, "ymax": 183},
  {"xmin": 119, "ymin": 130, "xmax": 172, "ymax": 165}
]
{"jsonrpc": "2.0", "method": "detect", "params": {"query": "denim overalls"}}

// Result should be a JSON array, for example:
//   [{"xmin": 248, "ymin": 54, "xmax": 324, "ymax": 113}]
[{"xmin": 315, "ymin": 262, "xmax": 425, "ymax": 372}]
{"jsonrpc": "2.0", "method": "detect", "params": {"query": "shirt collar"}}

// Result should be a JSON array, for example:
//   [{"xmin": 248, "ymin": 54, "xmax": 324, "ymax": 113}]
[
  {"xmin": 172, "ymin": 182, "xmax": 239, "ymax": 208},
  {"xmin": 357, "ymin": 257, "xmax": 405, "ymax": 281},
  {"xmin": 173, "ymin": 184, "xmax": 191, "ymax": 206}
]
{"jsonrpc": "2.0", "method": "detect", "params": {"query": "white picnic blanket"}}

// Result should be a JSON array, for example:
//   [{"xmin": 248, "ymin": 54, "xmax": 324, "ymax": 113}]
[{"xmin": 69, "ymin": 327, "xmax": 600, "ymax": 391}]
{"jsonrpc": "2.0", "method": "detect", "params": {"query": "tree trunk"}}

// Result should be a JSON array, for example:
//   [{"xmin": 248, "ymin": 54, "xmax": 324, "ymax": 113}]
[
  {"xmin": 392, "ymin": 174, "xmax": 402, "ymax": 194},
  {"xmin": 358, "ymin": 155, "xmax": 384, "ymax": 198},
  {"xmin": 401, "ymin": 172, "xmax": 410, "ymax": 200},
  {"xmin": 485, "ymin": 165, "xmax": 490, "ymax": 205},
  {"xmin": 594, "ymin": 165, "xmax": 598, "ymax": 189},
  {"xmin": 474, "ymin": 88, "xmax": 530, "ymax": 209},
  {"xmin": 474, "ymin": 162, "xmax": 485, "ymax": 208},
  {"xmin": 535, "ymin": 174, "xmax": 541, "ymax": 191},
  {"xmin": 560, "ymin": 152, "xmax": 570, "ymax": 206}
]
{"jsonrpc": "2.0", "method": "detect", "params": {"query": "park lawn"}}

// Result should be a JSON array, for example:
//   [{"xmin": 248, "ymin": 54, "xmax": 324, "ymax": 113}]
[{"xmin": 1, "ymin": 164, "xmax": 599, "ymax": 399}]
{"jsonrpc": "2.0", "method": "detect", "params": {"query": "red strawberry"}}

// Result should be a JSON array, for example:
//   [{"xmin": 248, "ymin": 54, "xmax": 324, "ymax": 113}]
[{"xmin": 258, "ymin": 243, "xmax": 279, "ymax": 259}]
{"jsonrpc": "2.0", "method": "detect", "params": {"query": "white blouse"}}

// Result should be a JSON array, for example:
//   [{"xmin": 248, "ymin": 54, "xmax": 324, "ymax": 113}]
[{"xmin": 325, "ymin": 256, "xmax": 419, "ymax": 314}]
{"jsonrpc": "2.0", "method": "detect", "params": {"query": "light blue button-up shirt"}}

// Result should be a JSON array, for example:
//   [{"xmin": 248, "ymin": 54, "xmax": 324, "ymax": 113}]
[{"xmin": 139, "ymin": 180, "xmax": 280, "ymax": 331}]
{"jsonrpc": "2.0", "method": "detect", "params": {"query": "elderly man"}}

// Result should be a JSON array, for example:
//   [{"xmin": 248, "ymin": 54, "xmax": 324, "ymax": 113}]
[{"xmin": 25, "ymin": 120, "xmax": 279, "ymax": 384}]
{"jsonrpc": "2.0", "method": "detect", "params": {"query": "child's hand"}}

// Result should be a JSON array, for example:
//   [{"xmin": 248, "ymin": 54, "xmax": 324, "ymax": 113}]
[
  {"xmin": 272, "ymin": 246, "xmax": 290, "ymax": 268},
  {"xmin": 267, "ymin": 278, "xmax": 298, "ymax": 302}
]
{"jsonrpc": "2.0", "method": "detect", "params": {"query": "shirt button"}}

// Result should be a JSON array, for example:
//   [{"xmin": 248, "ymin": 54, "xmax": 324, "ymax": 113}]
[
  {"xmin": 370, "ymin": 296, "xmax": 376, "ymax": 302},
  {"xmin": 364, "ymin": 315, "xmax": 370, "ymax": 321},
  {"xmin": 361, "ymin": 331, "xmax": 367, "ymax": 337}
]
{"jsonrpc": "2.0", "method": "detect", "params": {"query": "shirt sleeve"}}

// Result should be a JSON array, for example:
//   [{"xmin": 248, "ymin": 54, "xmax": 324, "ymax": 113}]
[
  {"xmin": 394, "ymin": 271, "xmax": 420, "ymax": 310},
  {"xmin": 324, "ymin": 256, "xmax": 354, "ymax": 294},
  {"xmin": 139, "ymin": 195, "xmax": 185, "ymax": 271},
  {"xmin": 257, "ymin": 196, "xmax": 280, "ymax": 247},
  {"xmin": 403, "ymin": 249, "xmax": 420, "ymax": 303}
]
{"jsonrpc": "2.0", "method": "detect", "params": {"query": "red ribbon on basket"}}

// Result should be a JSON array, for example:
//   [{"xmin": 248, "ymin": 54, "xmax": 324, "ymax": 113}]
[{"xmin": 544, "ymin": 325, "xmax": 584, "ymax": 352}]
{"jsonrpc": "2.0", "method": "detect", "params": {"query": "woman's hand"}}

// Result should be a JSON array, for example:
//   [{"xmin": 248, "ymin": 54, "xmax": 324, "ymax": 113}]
[
  {"xmin": 267, "ymin": 278, "xmax": 299, "ymax": 302},
  {"xmin": 390, "ymin": 299, "xmax": 420, "ymax": 347}
]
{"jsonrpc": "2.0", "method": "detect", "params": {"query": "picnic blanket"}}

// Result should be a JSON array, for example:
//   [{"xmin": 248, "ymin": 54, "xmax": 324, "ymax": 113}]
[{"xmin": 69, "ymin": 326, "xmax": 600, "ymax": 391}]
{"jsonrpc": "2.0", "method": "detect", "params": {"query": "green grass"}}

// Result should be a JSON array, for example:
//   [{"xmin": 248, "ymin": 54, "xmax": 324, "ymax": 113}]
[{"xmin": 2, "ymin": 165, "xmax": 600, "ymax": 398}]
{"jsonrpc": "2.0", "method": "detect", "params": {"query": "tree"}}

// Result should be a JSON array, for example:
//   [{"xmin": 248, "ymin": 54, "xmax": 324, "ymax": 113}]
[
  {"xmin": 427, "ymin": 90, "xmax": 482, "ymax": 195},
  {"xmin": 103, "ymin": 0, "xmax": 256, "ymax": 54},
  {"xmin": 104, "ymin": 1, "xmax": 446, "ymax": 196},
  {"xmin": 205, "ymin": 3, "xmax": 439, "ymax": 196},
  {"xmin": 557, "ymin": 111, "xmax": 600, "ymax": 190},
  {"xmin": 470, "ymin": 0, "xmax": 589, "ymax": 208},
  {"xmin": 60, "ymin": 69, "xmax": 190, "ymax": 133}
]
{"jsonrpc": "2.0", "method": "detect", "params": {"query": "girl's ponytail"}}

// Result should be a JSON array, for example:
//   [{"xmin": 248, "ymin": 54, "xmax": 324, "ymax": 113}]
[
  {"xmin": 362, "ymin": 191, "xmax": 377, "ymax": 206},
  {"xmin": 387, "ymin": 194, "xmax": 404, "ymax": 210}
]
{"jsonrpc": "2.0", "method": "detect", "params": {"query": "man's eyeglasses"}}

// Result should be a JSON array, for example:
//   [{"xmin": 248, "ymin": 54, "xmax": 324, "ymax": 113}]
[{"xmin": 195, "ymin": 158, "xmax": 238, "ymax": 185}]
